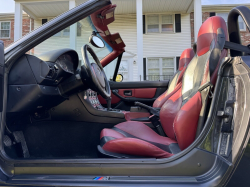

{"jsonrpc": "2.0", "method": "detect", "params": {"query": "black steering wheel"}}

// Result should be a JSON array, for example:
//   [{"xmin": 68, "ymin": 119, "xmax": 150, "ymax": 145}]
[{"xmin": 81, "ymin": 44, "xmax": 111, "ymax": 100}]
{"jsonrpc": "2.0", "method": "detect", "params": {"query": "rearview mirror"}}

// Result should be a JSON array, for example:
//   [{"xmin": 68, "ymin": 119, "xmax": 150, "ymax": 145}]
[
  {"xmin": 89, "ymin": 35, "xmax": 105, "ymax": 48},
  {"xmin": 116, "ymin": 74, "xmax": 123, "ymax": 82}
]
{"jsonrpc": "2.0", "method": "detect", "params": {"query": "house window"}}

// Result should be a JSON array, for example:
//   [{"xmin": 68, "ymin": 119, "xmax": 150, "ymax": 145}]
[
  {"xmin": 146, "ymin": 57, "xmax": 174, "ymax": 81},
  {"xmin": 0, "ymin": 22, "xmax": 11, "ymax": 38},
  {"xmin": 216, "ymin": 13, "xmax": 246, "ymax": 31},
  {"xmin": 147, "ymin": 15, "xmax": 160, "ymax": 33},
  {"xmin": 162, "ymin": 15, "xmax": 174, "ymax": 32},
  {"xmin": 146, "ymin": 15, "xmax": 174, "ymax": 33}
]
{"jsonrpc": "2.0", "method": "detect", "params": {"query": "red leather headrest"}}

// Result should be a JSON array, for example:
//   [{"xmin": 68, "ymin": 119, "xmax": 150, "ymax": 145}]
[
  {"xmin": 197, "ymin": 16, "xmax": 228, "ymax": 57},
  {"xmin": 179, "ymin": 48, "xmax": 195, "ymax": 71}
]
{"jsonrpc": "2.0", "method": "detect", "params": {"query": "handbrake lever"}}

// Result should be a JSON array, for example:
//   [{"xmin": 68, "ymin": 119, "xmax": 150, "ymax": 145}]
[
  {"xmin": 134, "ymin": 102, "xmax": 160, "ymax": 117},
  {"xmin": 134, "ymin": 102, "xmax": 165, "ymax": 136}
]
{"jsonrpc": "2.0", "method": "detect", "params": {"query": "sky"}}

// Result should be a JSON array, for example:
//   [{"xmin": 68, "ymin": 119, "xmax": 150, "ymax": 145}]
[{"xmin": 0, "ymin": 0, "xmax": 249, "ymax": 13}]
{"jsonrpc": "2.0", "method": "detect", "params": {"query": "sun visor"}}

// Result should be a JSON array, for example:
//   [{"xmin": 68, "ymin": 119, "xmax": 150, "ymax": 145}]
[
  {"xmin": 101, "ymin": 5, "xmax": 116, "ymax": 26},
  {"xmin": 90, "ymin": 4, "xmax": 126, "ymax": 52},
  {"xmin": 110, "ymin": 33, "xmax": 126, "ymax": 49}
]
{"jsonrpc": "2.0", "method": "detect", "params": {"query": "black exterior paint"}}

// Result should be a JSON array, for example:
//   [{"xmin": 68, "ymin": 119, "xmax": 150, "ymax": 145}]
[
  {"xmin": 228, "ymin": 6, "xmax": 250, "ymax": 57},
  {"xmin": 227, "ymin": 140, "xmax": 250, "ymax": 186},
  {"xmin": 0, "ymin": 41, "xmax": 4, "ymax": 112}
]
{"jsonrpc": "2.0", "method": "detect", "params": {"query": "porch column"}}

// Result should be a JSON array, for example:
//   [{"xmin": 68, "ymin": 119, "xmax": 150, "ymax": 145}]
[
  {"xmin": 194, "ymin": 0, "xmax": 202, "ymax": 42},
  {"xmin": 136, "ymin": 0, "xmax": 143, "ymax": 81},
  {"xmin": 14, "ymin": 2, "xmax": 23, "ymax": 41},
  {"xmin": 69, "ymin": 0, "xmax": 77, "ymax": 50}
]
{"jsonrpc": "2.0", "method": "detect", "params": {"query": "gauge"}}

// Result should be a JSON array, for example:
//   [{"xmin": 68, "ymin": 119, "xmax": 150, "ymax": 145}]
[{"xmin": 56, "ymin": 54, "xmax": 75, "ymax": 74}]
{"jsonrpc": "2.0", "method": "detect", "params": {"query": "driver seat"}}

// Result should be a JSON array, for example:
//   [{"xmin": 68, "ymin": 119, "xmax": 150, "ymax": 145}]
[{"xmin": 98, "ymin": 16, "xmax": 228, "ymax": 158}]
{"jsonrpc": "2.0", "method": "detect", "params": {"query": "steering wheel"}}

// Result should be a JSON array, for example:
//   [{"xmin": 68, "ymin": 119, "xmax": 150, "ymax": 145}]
[{"xmin": 81, "ymin": 44, "xmax": 111, "ymax": 100}]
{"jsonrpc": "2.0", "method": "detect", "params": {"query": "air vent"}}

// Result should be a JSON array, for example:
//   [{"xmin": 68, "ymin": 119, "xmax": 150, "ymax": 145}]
[{"xmin": 46, "ymin": 65, "xmax": 55, "ymax": 79}]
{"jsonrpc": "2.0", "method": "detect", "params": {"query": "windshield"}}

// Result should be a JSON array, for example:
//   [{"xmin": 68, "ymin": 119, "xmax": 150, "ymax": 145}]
[{"xmin": 31, "ymin": 16, "xmax": 113, "ymax": 66}]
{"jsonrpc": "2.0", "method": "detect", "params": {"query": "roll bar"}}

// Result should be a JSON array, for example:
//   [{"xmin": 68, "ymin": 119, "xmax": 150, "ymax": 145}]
[{"xmin": 228, "ymin": 6, "xmax": 250, "ymax": 57}]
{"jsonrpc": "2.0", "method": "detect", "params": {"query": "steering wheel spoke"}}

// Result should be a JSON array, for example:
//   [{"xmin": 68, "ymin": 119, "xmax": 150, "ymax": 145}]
[{"xmin": 81, "ymin": 44, "xmax": 111, "ymax": 100}]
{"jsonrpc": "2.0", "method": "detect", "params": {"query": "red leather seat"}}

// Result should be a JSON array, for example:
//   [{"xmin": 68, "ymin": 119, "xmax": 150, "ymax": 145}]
[
  {"xmin": 123, "ymin": 48, "xmax": 194, "ymax": 121},
  {"xmin": 153, "ymin": 48, "xmax": 195, "ymax": 108},
  {"xmin": 99, "ymin": 16, "xmax": 228, "ymax": 158}
]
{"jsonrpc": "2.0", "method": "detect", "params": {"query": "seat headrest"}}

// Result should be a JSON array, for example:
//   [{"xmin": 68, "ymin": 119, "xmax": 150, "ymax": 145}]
[
  {"xmin": 179, "ymin": 48, "xmax": 195, "ymax": 71},
  {"xmin": 197, "ymin": 16, "xmax": 228, "ymax": 57}
]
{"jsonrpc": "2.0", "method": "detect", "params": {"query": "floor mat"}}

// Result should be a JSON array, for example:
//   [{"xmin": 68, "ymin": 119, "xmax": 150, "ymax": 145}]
[{"xmin": 22, "ymin": 121, "xmax": 115, "ymax": 159}]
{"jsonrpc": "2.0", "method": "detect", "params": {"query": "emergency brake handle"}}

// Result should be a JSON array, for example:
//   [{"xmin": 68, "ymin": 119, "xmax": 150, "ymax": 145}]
[{"xmin": 134, "ymin": 102, "xmax": 159, "ymax": 117}]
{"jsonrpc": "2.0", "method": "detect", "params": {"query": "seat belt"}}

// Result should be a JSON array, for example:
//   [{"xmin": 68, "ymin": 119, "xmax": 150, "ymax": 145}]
[
  {"xmin": 195, "ymin": 82, "xmax": 213, "ymax": 138},
  {"xmin": 224, "ymin": 41, "xmax": 250, "ymax": 54},
  {"xmin": 149, "ymin": 115, "xmax": 166, "ymax": 136},
  {"xmin": 134, "ymin": 101, "xmax": 166, "ymax": 136}
]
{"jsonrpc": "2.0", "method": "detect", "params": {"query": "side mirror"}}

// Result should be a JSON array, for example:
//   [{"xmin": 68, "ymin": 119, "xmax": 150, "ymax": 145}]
[
  {"xmin": 89, "ymin": 35, "xmax": 105, "ymax": 48},
  {"xmin": 116, "ymin": 74, "xmax": 123, "ymax": 82}
]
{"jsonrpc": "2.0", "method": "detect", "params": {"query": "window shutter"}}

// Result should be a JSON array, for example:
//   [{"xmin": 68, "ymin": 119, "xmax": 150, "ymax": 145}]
[
  {"xmin": 143, "ymin": 15, "xmax": 146, "ymax": 34},
  {"xmin": 176, "ymin": 56, "xmax": 180, "ymax": 70},
  {"xmin": 210, "ymin": 12, "xmax": 216, "ymax": 17},
  {"xmin": 175, "ymin": 14, "xmax": 181, "ymax": 33},
  {"xmin": 42, "ymin": 19, "xmax": 48, "ymax": 24},
  {"xmin": 143, "ymin": 58, "xmax": 146, "ymax": 80}
]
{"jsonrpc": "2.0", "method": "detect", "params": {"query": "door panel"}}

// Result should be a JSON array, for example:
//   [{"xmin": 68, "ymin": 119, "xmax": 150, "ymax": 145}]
[
  {"xmin": 99, "ymin": 81, "xmax": 169, "ymax": 110},
  {"xmin": 109, "ymin": 80, "xmax": 169, "ymax": 89},
  {"xmin": 119, "ymin": 89, "xmax": 134, "ymax": 97},
  {"xmin": 134, "ymin": 88, "xmax": 156, "ymax": 98},
  {"xmin": 198, "ymin": 56, "xmax": 250, "ymax": 186}
]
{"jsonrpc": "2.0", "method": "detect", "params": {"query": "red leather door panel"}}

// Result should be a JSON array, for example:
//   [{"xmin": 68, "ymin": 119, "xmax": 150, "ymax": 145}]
[
  {"xmin": 134, "ymin": 88, "xmax": 156, "ymax": 98},
  {"xmin": 118, "ymin": 89, "xmax": 134, "ymax": 97},
  {"xmin": 118, "ymin": 88, "xmax": 157, "ymax": 98},
  {"xmin": 98, "ymin": 88, "xmax": 157, "ymax": 105}
]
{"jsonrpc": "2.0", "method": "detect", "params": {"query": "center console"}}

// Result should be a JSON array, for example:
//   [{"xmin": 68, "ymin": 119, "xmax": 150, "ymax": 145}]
[
  {"xmin": 84, "ymin": 89, "xmax": 104, "ymax": 110},
  {"xmin": 81, "ymin": 89, "xmax": 122, "ymax": 112}
]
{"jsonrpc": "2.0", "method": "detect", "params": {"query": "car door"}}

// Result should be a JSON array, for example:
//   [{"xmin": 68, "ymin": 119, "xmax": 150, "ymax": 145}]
[
  {"xmin": 0, "ymin": 41, "xmax": 4, "ymax": 112},
  {"xmin": 99, "ymin": 55, "xmax": 169, "ymax": 111},
  {"xmin": 104, "ymin": 81, "xmax": 168, "ymax": 111}
]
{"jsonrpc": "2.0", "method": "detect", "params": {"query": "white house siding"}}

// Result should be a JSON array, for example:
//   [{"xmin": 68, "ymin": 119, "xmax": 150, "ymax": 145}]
[
  {"xmin": 33, "ymin": 19, "xmax": 70, "ymax": 56},
  {"xmin": 108, "ymin": 14, "xmax": 138, "ymax": 81},
  {"xmin": 143, "ymin": 14, "xmax": 191, "ymax": 59},
  {"xmin": 109, "ymin": 14, "xmax": 138, "ymax": 56},
  {"xmin": 108, "ymin": 13, "xmax": 191, "ymax": 81}
]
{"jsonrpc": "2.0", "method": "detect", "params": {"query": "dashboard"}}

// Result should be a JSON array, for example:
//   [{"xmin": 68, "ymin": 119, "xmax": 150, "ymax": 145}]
[
  {"xmin": 56, "ymin": 54, "xmax": 75, "ymax": 74},
  {"xmin": 7, "ymin": 49, "xmax": 80, "ymax": 112}
]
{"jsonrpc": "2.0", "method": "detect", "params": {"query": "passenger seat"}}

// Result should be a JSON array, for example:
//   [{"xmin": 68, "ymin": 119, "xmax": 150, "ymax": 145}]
[{"xmin": 123, "ymin": 48, "xmax": 195, "ymax": 121}]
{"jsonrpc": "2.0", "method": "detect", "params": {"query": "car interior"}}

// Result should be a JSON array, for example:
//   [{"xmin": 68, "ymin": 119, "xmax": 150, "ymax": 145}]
[{"xmin": 2, "ymin": 2, "xmax": 250, "ymax": 163}]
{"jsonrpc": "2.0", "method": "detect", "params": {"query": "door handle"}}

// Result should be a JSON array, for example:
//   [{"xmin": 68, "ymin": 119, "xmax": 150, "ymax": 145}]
[{"xmin": 124, "ymin": 90, "xmax": 132, "ymax": 96}]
